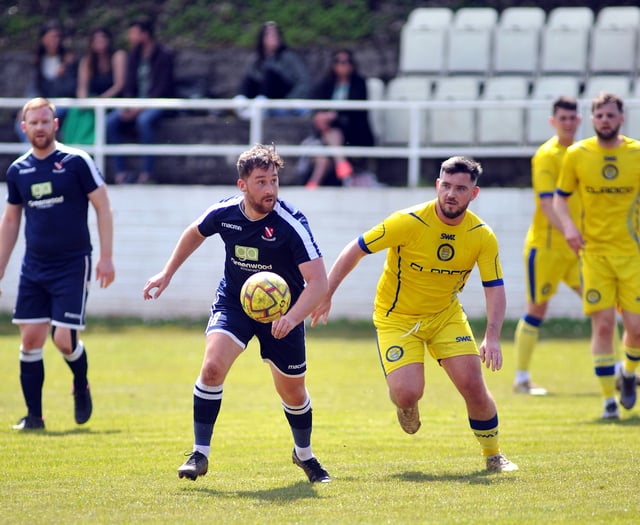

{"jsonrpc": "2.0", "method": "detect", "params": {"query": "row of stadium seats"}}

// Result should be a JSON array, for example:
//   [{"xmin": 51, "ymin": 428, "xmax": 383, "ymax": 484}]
[
  {"xmin": 368, "ymin": 74, "xmax": 640, "ymax": 147},
  {"xmin": 367, "ymin": 6, "xmax": 640, "ymax": 147},
  {"xmin": 399, "ymin": 6, "xmax": 640, "ymax": 78}
]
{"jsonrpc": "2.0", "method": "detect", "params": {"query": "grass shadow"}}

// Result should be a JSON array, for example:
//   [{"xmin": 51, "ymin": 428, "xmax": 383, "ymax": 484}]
[
  {"xmin": 588, "ymin": 414, "xmax": 640, "ymax": 426},
  {"xmin": 183, "ymin": 480, "xmax": 325, "ymax": 501},
  {"xmin": 22, "ymin": 427, "xmax": 123, "ymax": 437},
  {"xmin": 393, "ymin": 469, "xmax": 515, "ymax": 485}
]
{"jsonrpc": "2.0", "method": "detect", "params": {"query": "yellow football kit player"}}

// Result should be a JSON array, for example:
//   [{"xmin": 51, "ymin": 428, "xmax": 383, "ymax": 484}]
[
  {"xmin": 524, "ymin": 136, "xmax": 581, "ymax": 305},
  {"xmin": 359, "ymin": 199, "xmax": 503, "ymax": 375},
  {"xmin": 557, "ymin": 135, "xmax": 640, "ymax": 315},
  {"xmin": 557, "ymin": 133, "xmax": 640, "ymax": 415}
]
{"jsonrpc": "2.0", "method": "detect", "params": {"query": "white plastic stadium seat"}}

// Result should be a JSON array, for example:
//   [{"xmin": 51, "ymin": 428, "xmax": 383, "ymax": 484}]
[
  {"xmin": 382, "ymin": 76, "xmax": 431, "ymax": 145},
  {"xmin": 366, "ymin": 77, "xmax": 386, "ymax": 143},
  {"xmin": 499, "ymin": 6, "xmax": 546, "ymax": 29},
  {"xmin": 477, "ymin": 76, "xmax": 529, "ymax": 145},
  {"xmin": 589, "ymin": 6, "xmax": 640, "ymax": 74},
  {"xmin": 526, "ymin": 76, "xmax": 580, "ymax": 145},
  {"xmin": 624, "ymin": 82, "xmax": 640, "ymax": 139},
  {"xmin": 493, "ymin": 7, "xmax": 545, "ymax": 75},
  {"xmin": 405, "ymin": 7, "xmax": 453, "ymax": 29},
  {"xmin": 429, "ymin": 76, "xmax": 480, "ymax": 145},
  {"xmin": 399, "ymin": 8, "xmax": 453, "ymax": 75},
  {"xmin": 453, "ymin": 7, "xmax": 498, "ymax": 29},
  {"xmin": 540, "ymin": 7, "xmax": 594, "ymax": 76},
  {"xmin": 399, "ymin": 24, "xmax": 447, "ymax": 75},
  {"xmin": 583, "ymin": 75, "xmax": 631, "ymax": 99},
  {"xmin": 546, "ymin": 7, "xmax": 594, "ymax": 29},
  {"xmin": 446, "ymin": 7, "xmax": 498, "ymax": 75},
  {"xmin": 595, "ymin": 6, "xmax": 640, "ymax": 28}
]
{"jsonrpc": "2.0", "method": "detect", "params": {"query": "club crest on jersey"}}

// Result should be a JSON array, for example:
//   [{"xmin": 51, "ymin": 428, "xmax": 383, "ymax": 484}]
[
  {"xmin": 262, "ymin": 226, "xmax": 276, "ymax": 242},
  {"xmin": 437, "ymin": 243, "xmax": 455, "ymax": 261},
  {"xmin": 601, "ymin": 164, "xmax": 618, "ymax": 180}
]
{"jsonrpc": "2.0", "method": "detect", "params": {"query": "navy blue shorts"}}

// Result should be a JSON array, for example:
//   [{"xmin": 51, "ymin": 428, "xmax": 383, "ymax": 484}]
[
  {"xmin": 205, "ymin": 302, "xmax": 307, "ymax": 377},
  {"xmin": 12, "ymin": 255, "xmax": 91, "ymax": 329}
]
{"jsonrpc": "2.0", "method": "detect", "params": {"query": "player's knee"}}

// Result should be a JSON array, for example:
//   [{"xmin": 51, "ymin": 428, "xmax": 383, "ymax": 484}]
[
  {"xmin": 199, "ymin": 361, "xmax": 227, "ymax": 385},
  {"xmin": 456, "ymin": 375, "xmax": 490, "ymax": 401},
  {"xmin": 389, "ymin": 385, "xmax": 423, "ymax": 408},
  {"xmin": 50, "ymin": 327, "xmax": 74, "ymax": 355},
  {"xmin": 623, "ymin": 325, "xmax": 640, "ymax": 346}
]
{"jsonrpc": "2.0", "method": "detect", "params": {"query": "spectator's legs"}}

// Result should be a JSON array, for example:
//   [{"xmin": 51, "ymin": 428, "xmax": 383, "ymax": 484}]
[
  {"xmin": 136, "ymin": 109, "xmax": 165, "ymax": 181},
  {"xmin": 106, "ymin": 109, "xmax": 127, "ymax": 181}
]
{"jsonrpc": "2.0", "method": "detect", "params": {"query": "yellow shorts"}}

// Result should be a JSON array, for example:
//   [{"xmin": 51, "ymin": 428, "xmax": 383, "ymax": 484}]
[
  {"xmin": 581, "ymin": 253, "xmax": 640, "ymax": 315},
  {"xmin": 373, "ymin": 300, "xmax": 478, "ymax": 376},
  {"xmin": 523, "ymin": 245, "xmax": 580, "ymax": 304}
]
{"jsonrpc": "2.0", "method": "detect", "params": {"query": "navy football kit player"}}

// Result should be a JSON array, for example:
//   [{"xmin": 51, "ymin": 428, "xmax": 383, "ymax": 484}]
[
  {"xmin": 0, "ymin": 97, "xmax": 115, "ymax": 430},
  {"xmin": 143, "ymin": 144, "xmax": 331, "ymax": 483}
]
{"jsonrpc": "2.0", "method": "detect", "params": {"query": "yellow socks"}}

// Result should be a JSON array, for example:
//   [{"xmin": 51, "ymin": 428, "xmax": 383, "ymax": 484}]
[
  {"xmin": 623, "ymin": 345, "xmax": 640, "ymax": 375},
  {"xmin": 593, "ymin": 354, "xmax": 617, "ymax": 399},
  {"xmin": 470, "ymin": 415, "xmax": 499, "ymax": 457},
  {"xmin": 515, "ymin": 315, "xmax": 541, "ymax": 374}
]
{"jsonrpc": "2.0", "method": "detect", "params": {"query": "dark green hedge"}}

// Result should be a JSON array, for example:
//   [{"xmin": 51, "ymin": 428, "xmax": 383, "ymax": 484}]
[{"xmin": 3, "ymin": 1, "xmax": 638, "ymax": 52}]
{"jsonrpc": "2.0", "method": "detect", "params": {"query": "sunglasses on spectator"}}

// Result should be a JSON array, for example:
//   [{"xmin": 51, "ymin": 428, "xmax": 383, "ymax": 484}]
[{"xmin": 333, "ymin": 58, "xmax": 352, "ymax": 64}]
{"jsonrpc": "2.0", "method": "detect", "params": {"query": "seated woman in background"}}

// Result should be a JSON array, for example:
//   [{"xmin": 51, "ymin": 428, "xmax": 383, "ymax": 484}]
[
  {"xmin": 302, "ymin": 49, "xmax": 375, "ymax": 189},
  {"xmin": 76, "ymin": 27, "xmax": 126, "ymax": 99},
  {"xmin": 235, "ymin": 21, "xmax": 310, "ymax": 118},
  {"xmin": 63, "ymin": 27, "xmax": 127, "ymax": 144},
  {"xmin": 15, "ymin": 20, "xmax": 77, "ymax": 141}
]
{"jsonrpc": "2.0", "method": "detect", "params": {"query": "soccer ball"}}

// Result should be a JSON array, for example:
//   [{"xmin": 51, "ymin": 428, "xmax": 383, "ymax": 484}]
[{"xmin": 240, "ymin": 271, "xmax": 291, "ymax": 323}]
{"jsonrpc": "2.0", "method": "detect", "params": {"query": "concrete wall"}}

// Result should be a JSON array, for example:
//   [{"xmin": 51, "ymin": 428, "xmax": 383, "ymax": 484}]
[{"xmin": 0, "ymin": 185, "xmax": 583, "ymax": 322}]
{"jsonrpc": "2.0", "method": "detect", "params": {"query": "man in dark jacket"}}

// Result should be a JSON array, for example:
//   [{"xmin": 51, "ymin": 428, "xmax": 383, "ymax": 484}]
[{"xmin": 106, "ymin": 18, "xmax": 174, "ymax": 184}]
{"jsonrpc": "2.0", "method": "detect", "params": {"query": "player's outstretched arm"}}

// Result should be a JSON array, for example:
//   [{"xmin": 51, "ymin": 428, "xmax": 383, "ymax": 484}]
[
  {"xmin": 310, "ymin": 238, "xmax": 368, "ymax": 327},
  {"xmin": 143, "ymin": 223, "xmax": 205, "ymax": 300}
]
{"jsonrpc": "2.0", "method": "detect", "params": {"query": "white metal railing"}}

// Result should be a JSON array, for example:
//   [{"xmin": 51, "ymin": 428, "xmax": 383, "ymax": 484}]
[{"xmin": 2, "ymin": 96, "xmax": 637, "ymax": 187}]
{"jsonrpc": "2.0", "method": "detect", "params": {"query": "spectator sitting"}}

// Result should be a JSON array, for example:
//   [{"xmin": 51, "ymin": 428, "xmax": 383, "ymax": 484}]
[
  {"xmin": 62, "ymin": 27, "xmax": 127, "ymax": 145},
  {"xmin": 15, "ymin": 20, "xmax": 77, "ymax": 142},
  {"xmin": 234, "ymin": 21, "xmax": 310, "ymax": 118},
  {"xmin": 106, "ymin": 17, "xmax": 174, "ymax": 184},
  {"xmin": 77, "ymin": 27, "xmax": 126, "ymax": 99},
  {"xmin": 300, "ymin": 49, "xmax": 376, "ymax": 189}
]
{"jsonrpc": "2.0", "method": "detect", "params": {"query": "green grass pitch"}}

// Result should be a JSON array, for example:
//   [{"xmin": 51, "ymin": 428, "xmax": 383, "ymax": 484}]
[{"xmin": 0, "ymin": 320, "xmax": 638, "ymax": 524}]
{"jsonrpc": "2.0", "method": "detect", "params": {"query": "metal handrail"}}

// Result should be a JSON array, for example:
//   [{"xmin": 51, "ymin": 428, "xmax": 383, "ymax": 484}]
[{"xmin": 2, "ymin": 96, "xmax": 635, "ymax": 186}]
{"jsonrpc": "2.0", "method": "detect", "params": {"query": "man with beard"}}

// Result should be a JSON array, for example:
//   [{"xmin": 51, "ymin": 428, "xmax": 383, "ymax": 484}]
[
  {"xmin": 0, "ymin": 97, "xmax": 115, "ymax": 430},
  {"xmin": 143, "ymin": 144, "xmax": 331, "ymax": 483},
  {"xmin": 554, "ymin": 92, "xmax": 640, "ymax": 420},
  {"xmin": 310, "ymin": 156, "xmax": 518, "ymax": 473}
]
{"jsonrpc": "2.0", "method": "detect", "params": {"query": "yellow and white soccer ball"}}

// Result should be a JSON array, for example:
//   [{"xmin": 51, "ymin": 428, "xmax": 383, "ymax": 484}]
[{"xmin": 240, "ymin": 271, "xmax": 291, "ymax": 323}]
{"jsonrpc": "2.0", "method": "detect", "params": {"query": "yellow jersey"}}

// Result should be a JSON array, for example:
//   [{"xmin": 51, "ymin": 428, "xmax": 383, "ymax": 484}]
[
  {"xmin": 359, "ymin": 199, "xmax": 503, "ymax": 319},
  {"xmin": 557, "ymin": 135, "xmax": 640, "ymax": 255},
  {"xmin": 525, "ymin": 136, "xmax": 581, "ymax": 253}
]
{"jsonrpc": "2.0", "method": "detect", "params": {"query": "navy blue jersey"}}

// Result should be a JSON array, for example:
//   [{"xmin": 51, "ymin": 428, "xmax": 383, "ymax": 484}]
[
  {"xmin": 5, "ymin": 142, "xmax": 104, "ymax": 261},
  {"xmin": 197, "ymin": 195, "xmax": 322, "ymax": 305}
]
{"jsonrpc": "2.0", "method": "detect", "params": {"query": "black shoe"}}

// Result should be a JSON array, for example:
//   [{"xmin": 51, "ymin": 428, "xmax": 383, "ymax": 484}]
[
  {"xmin": 292, "ymin": 449, "xmax": 331, "ymax": 483},
  {"xmin": 620, "ymin": 374, "xmax": 637, "ymax": 410},
  {"xmin": 178, "ymin": 451, "xmax": 209, "ymax": 481},
  {"xmin": 74, "ymin": 385, "xmax": 92, "ymax": 424},
  {"xmin": 615, "ymin": 372, "xmax": 640, "ymax": 391},
  {"xmin": 12, "ymin": 415, "xmax": 45, "ymax": 430}
]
